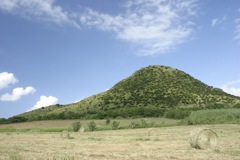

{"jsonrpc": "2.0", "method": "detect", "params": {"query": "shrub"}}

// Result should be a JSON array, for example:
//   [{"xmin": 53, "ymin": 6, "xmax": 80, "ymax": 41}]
[
  {"xmin": 129, "ymin": 119, "xmax": 155, "ymax": 129},
  {"xmin": 88, "ymin": 121, "xmax": 97, "ymax": 131},
  {"xmin": 111, "ymin": 121, "xmax": 120, "ymax": 130},
  {"xmin": 8, "ymin": 116, "xmax": 28, "ymax": 123},
  {"xmin": 105, "ymin": 119, "xmax": 111, "ymax": 125},
  {"xmin": 0, "ymin": 118, "xmax": 9, "ymax": 124},
  {"xmin": 233, "ymin": 103, "xmax": 240, "ymax": 108},
  {"xmin": 71, "ymin": 122, "xmax": 81, "ymax": 132},
  {"xmin": 140, "ymin": 119, "xmax": 148, "ymax": 128},
  {"xmin": 130, "ymin": 121, "xmax": 140, "ymax": 129},
  {"xmin": 164, "ymin": 109, "xmax": 190, "ymax": 119},
  {"xmin": 206, "ymin": 103, "xmax": 224, "ymax": 109}
]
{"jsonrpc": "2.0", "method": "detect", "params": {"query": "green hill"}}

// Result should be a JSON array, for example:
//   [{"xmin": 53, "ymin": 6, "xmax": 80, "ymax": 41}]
[{"xmin": 11, "ymin": 65, "xmax": 240, "ymax": 122}]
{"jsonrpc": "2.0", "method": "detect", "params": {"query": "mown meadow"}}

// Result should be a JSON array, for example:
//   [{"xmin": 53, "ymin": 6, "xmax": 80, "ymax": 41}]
[
  {"xmin": 0, "ymin": 108, "xmax": 240, "ymax": 159},
  {"xmin": 0, "ymin": 123, "xmax": 239, "ymax": 160}
]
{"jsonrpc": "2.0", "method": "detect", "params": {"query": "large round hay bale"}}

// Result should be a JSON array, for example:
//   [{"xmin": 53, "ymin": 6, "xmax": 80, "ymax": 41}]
[
  {"xmin": 189, "ymin": 128, "xmax": 218, "ymax": 150},
  {"xmin": 147, "ymin": 128, "xmax": 158, "ymax": 137},
  {"xmin": 60, "ymin": 130, "xmax": 70, "ymax": 139}
]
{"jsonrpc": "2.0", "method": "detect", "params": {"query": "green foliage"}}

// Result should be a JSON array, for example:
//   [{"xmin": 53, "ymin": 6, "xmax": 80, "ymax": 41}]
[
  {"xmin": 233, "ymin": 103, "xmax": 240, "ymax": 108},
  {"xmin": 63, "ymin": 156, "xmax": 75, "ymax": 160},
  {"xmin": 105, "ymin": 119, "xmax": 111, "ymax": 125},
  {"xmin": 164, "ymin": 109, "xmax": 191, "ymax": 119},
  {"xmin": 0, "ymin": 127, "xmax": 17, "ymax": 132},
  {"xmin": 87, "ymin": 137, "xmax": 103, "ymax": 141},
  {"xmin": 111, "ymin": 121, "xmax": 120, "ymax": 130},
  {"xmin": 184, "ymin": 109, "xmax": 240, "ymax": 125},
  {"xmin": 88, "ymin": 121, "xmax": 97, "ymax": 131},
  {"xmin": 141, "ymin": 119, "xmax": 155, "ymax": 128},
  {"xmin": 71, "ymin": 122, "xmax": 81, "ymax": 132},
  {"xmin": 205, "ymin": 103, "xmax": 225, "ymax": 109},
  {"xmin": 97, "ymin": 107, "xmax": 165, "ymax": 119},
  {"xmin": 130, "ymin": 121, "xmax": 140, "ymax": 129},
  {"xmin": 140, "ymin": 119, "xmax": 148, "ymax": 128},
  {"xmin": 52, "ymin": 156, "xmax": 75, "ymax": 160},
  {"xmin": 8, "ymin": 116, "xmax": 28, "ymax": 123},
  {"xmin": 9, "ymin": 153, "xmax": 23, "ymax": 160},
  {"xmin": 129, "ymin": 119, "xmax": 155, "ymax": 129},
  {"xmin": 0, "ymin": 118, "xmax": 9, "ymax": 124},
  {"xmin": 135, "ymin": 138, "xmax": 151, "ymax": 141}
]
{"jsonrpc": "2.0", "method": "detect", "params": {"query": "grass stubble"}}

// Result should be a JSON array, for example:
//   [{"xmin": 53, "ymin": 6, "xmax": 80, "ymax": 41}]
[{"xmin": 0, "ymin": 124, "xmax": 239, "ymax": 160}]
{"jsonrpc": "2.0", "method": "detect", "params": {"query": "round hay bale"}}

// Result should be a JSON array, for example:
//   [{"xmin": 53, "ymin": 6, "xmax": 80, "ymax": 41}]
[
  {"xmin": 60, "ymin": 130, "xmax": 70, "ymax": 139},
  {"xmin": 147, "ymin": 128, "xmax": 158, "ymax": 137},
  {"xmin": 79, "ymin": 127, "xmax": 85, "ymax": 133},
  {"xmin": 189, "ymin": 128, "xmax": 218, "ymax": 150}
]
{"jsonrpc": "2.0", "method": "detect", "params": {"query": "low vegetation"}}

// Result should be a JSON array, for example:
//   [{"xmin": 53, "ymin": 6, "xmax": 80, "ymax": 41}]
[
  {"xmin": 1, "ymin": 108, "xmax": 240, "ymax": 133},
  {"xmin": 88, "ymin": 121, "xmax": 97, "ymax": 131},
  {"xmin": 0, "ymin": 118, "xmax": 179, "ymax": 133},
  {"xmin": 184, "ymin": 108, "xmax": 240, "ymax": 125},
  {"xmin": 71, "ymin": 122, "xmax": 81, "ymax": 132}
]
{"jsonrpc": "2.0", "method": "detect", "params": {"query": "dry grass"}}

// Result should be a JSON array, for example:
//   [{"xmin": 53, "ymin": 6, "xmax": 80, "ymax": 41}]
[
  {"xmin": 189, "ymin": 128, "xmax": 218, "ymax": 150},
  {"xmin": 0, "ymin": 124, "xmax": 239, "ymax": 160},
  {"xmin": 79, "ymin": 127, "xmax": 85, "ymax": 133},
  {"xmin": 60, "ymin": 130, "xmax": 71, "ymax": 139},
  {"xmin": 147, "ymin": 128, "xmax": 158, "ymax": 137}
]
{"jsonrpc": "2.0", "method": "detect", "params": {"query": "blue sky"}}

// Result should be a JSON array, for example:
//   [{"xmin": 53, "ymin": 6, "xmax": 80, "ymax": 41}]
[{"xmin": 0, "ymin": 0, "xmax": 240, "ymax": 118}]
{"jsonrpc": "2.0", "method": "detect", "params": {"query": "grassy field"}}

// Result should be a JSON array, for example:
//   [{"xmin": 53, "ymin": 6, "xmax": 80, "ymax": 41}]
[
  {"xmin": 0, "ymin": 118, "xmax": 180, "ymax": 132},
  {"xmin": 0, "ymin": 119, "xmax": 240, "ymax": 159}
]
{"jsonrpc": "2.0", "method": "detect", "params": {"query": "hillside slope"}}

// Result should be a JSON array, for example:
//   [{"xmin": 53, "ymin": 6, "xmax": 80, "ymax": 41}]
[{"xmin": 17, "ymin": 65, "xmax": 240, "ymax": 121}]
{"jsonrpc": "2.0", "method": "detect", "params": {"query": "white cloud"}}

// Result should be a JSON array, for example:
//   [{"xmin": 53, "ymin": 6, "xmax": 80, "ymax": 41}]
[
  {"xmin": 80, "ymin": 0, "xmax": 198, "ymax": 56},
  {"xmin": 0, "ymin": 0, "xmax": 80, "ymax": 28},
  {"xmin": 211, "ymin": 19, "xmax": 218, "ymax": 27},
  {"xmin": 0, "ymin": 72, "xmax": 18, "ymax": 90},
  {"xmin": 0, "ymin": 0, "xmax": 16, "ymax": 11},
  {"xmin": 28, "ymin": 95, "xmax": 58, "ymax": 111},
  {"xmin": 221, "ymin": 79, "xmax": 240, "ymax": 97},
  {"xmin": 0, "ymin": 86, "xmax": 36, "ymax": 101},
  {"xmin": 211, "ymin": 16, "xmax": 226, "ymax": 27},
  {"xmin": 0, "ymin": 0, "xmax": 199, "ymax": 55},
  {"xmin": 235, "ymin": 18, "xmax": 240, "ymax": 41}
]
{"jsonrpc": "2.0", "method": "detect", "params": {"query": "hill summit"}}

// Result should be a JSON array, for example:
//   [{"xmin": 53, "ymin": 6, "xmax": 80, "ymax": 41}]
[
  {"xmin": 18, "ymin": 65, "xmax": 240, "ymax": 121},
  {"xmin": 87, "ymin": 65, "xmax": 238, "ymax": 108}
]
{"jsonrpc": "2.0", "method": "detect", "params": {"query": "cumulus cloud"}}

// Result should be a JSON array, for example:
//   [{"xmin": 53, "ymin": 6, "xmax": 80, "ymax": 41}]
[
  {"xmin": 28, "ymin": 95, "xmax": 58, "ymax": 111},
  {"xmin": 0, "ymin": 0, "xmax": 199, "ymax": 56},
  {"xmin": 221, "ymin": 79, "xmax": 240, "ymax": 97},
  {"xmin": 80, "ymin": 0, "xmax": 198, "ymax": 56},
  {"xmin": 0, "ymin": 72, "xmax": 18, "ymax": 89},
  {"xmin": 0, "ymin": 0, "xmax": 80, "ymax": 28},
  {"xmin": 211, "ymin": 16, "xmax": 226, "ymax": 27},
  {"xmin": 0, "ymin": 86, "xmax": 36, "ymax": 101}
]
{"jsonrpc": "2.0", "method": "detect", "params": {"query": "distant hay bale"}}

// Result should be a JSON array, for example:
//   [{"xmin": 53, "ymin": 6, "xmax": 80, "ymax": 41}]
[
  {"xmin": 147, "ymin": 128, "xmax": 158, "ymax": 136},
  {"xmin": 189, "ymin": 128, "xmax": 218, "ymax": 150},
  {"xmin": 79, "ymin": 127, "xmax": 85, "ymax": 133},
  {"xmin": 60, "ymin": 130, "xmax": 70, "ymax": 139}
]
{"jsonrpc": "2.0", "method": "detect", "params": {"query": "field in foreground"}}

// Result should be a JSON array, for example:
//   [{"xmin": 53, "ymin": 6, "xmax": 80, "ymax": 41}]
[{"xmin": 0, "ymin": 124, "xmax": 239, "ymax": 160}]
